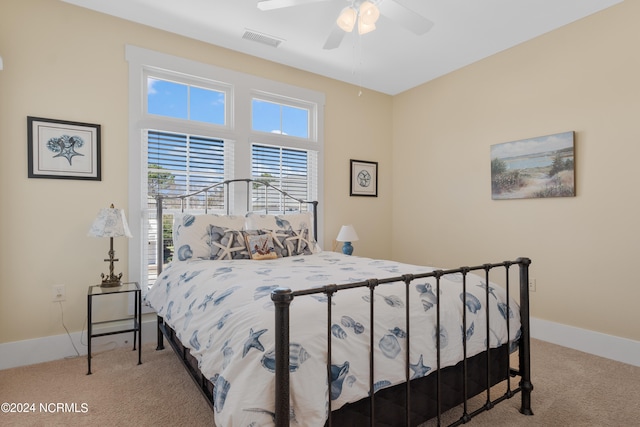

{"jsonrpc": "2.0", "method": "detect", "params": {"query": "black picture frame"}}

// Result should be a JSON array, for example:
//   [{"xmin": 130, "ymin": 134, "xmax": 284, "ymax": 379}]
[
  {"xmin": 350, "ymin": 159, "xmax": 378, "ymax": 197},
  {"xmin": 27, "ymin": 116, "xmax": 101, "ymax": 181}
]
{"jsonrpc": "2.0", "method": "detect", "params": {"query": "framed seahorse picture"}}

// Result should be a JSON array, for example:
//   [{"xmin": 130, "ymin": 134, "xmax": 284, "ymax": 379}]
[{"xmin": 27, "ymin": 116, "xmax": 101, "ymax": 180}]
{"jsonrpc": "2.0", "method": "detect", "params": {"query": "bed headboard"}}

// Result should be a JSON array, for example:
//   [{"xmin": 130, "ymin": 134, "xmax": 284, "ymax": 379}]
[{"xmin": 154, "ymin": 178, "xmax": 318, "ymax": 274}]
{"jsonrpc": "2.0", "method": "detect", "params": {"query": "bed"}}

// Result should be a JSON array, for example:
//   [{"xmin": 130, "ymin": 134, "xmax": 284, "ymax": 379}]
[{"xmin": 146, "ymin": 179, "xmax": 533, "ymax": 426}]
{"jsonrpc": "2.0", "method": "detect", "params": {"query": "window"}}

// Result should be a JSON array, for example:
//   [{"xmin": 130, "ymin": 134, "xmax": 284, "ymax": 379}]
[
  {"xmin": 252, "ymin": 98, "xmax": 309, "ymax": 138},
  {"xmin": 251, "ymin": 144, "xmax": 315, "ymax": 211},
  {"xmin": 147, "ymin": 77, "xmax": 227, "ymax": 126},
  {"xmin": 147, "ymin": 130, "xmax": 226, "ymax": 198},
  {"xmin": 126, "ymin": 46, "xmax": 324, "ymax": 293}
]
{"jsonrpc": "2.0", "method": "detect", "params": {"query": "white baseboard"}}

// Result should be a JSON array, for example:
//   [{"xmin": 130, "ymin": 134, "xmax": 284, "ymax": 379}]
[
  {"xmin": 0, "ymin": 318, "xmax": 158, "ymax": 371},
  {"xmin": 530, "ymin": 317, "xmax": 640, "ymax": 367},
  {"xmin": 1, "ymin": 317, "xmax": 638, "ymax": 370}
]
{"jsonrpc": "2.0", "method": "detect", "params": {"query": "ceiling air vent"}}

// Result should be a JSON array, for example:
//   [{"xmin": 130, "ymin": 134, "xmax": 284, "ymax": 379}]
[{"xmin": 242, "ymin": 29, "xmax": 284, "ymax": 48}]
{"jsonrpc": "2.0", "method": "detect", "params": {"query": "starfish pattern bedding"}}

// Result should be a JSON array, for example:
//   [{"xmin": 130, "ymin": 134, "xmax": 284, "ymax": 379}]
[{"xmin": 146, "ymin": 252, "xmax": 521, "ymax": 426}]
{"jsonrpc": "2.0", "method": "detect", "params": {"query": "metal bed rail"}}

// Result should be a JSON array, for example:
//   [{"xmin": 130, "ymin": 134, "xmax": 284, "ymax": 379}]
[
  {"xmin": 154, "ymin": 178, "xmax": 318, "ymax": 277},
  {"xmin": 271, "ymin": 258, "xmax": 533, "ymax": 426}
]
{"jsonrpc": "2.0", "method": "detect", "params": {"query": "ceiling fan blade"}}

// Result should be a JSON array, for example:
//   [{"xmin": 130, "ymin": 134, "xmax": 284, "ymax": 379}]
[
  {"xmin": 257, "ymin": 0, "xmax": 329, "ymax": 11},
  {"xmin": 377, "ymin": 0, "xmax": 434, "ymax": 35},
  {"xmin": 323, "ymin": 25, "xmax": 346, "ymax": 50}
]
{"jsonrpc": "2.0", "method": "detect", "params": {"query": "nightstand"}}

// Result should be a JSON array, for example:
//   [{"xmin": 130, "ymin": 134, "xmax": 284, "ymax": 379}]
[{"xmin": 87, "ymin": 281, "xmax": 141, "ymax": 374}]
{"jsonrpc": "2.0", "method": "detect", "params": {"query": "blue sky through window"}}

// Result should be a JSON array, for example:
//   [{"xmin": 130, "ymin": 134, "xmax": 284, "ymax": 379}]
[
  {"xmin": 147, "ymin": 77, "xmax": 309, "ymax": 138},
  {"xmin": 252, "ymin": 99, "xmax": 308, "ymax": 138},
  {"xmin": 147, "ymin": 78, "xmax": 225, "ymax": 125}
]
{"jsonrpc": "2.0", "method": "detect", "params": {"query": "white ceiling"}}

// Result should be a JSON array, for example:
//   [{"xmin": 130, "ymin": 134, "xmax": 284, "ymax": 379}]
[{"xmin": 62, "ymin": 0, "xmax": 622, "ymax": 95}]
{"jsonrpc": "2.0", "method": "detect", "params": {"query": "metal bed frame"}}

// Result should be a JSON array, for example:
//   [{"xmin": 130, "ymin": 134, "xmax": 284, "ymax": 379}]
[{"xmin": 153, "ymin": 178, "xmax": 533, "ymax": 426}]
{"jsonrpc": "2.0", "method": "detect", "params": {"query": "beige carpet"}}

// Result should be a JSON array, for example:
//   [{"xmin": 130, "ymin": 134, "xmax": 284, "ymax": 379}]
[{"xmin": 0, "ymin": 339, "xmax": 638, "ymax": 426}]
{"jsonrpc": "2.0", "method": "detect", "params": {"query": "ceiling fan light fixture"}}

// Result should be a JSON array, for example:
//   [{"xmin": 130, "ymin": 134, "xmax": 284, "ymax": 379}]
[
  {"xmin": 337, "ymin": 6, "xmax": 357, "ymax": 32},
  {"xmin": 357, "ymin": 19, "xmax": 376, "ymax": 35},
  {"xmin": 359, "ymin": 1, "xmax": 380, "ymax": 26}
]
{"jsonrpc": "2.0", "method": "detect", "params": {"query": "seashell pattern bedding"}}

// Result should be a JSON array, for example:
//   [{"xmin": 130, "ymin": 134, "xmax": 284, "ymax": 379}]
[{"xmin": 146, "ymin": 251, "xmax": 521, "ymax": 426}]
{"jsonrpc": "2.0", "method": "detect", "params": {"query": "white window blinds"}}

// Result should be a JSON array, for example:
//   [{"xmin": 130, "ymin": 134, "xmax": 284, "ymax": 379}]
[{"xmin": 147, "ymin": 130, "xmax": 226, "ymax": 200}]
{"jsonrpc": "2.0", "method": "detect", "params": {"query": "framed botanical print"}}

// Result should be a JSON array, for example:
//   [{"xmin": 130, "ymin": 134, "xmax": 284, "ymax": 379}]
[
  {"xmin": 350, "ymin": 159, "xmax": 378, "ymax": 197},
  {"xmin": 27, "ymin": 116, "xmax": 101, "ymax": 180}
]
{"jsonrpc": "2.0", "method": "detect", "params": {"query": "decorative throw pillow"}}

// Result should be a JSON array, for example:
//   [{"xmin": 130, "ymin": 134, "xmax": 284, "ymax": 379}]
[
  {"xmin": 173, "ymin": 214, "xmax": 245, "ymax": 261},
  {"xmin": 259, "ymin": 229, "xmax": 312, "ymax": 257},
  {"xmin": 173, "ymin": 214, "xmax": 212, "ymax": 261},
  {"xmin": 245, "ymin": 234, "xmax": 278, "ymax": 260},
  {"xmin": 283, "ymin": 228, "xmax": 313, "ymax": 256},
  {"xmin": 245, "ymin": 212, "xmax": 320, "ymax": 253},
  {"xmin": 262, "ymin": 229, "xmax": 292, "ymax": 258},
  {"xmin": 209, "ymin": 225, "xmax": 250, "ymax": 260}
]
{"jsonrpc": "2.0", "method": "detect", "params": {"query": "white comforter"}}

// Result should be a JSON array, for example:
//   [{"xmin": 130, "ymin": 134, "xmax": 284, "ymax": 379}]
[{"xmin": 146, "ymin": 252, "xmax": 520, "ymax": 427}]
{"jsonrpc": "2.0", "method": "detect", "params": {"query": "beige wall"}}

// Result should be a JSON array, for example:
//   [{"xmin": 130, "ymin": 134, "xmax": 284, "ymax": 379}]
[
  {"xmin": 0, "ymin": 0, "xmax": 392, "ymax": 344},
  {"xmin": 391, "ymin": 1, "xmax": 639, "ymax": 342}
]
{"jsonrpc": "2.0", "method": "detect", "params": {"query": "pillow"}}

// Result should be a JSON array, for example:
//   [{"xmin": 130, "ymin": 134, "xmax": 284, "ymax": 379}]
[
  {"xmin": 245, "ymin": 212, "xmax": 320, "ymax": 253},
  {"xmin": 210, "ymin": 226, "xmax": 250, "ymax": 260},
  {"xmin": 262, "ymin": 229, "xmax": 290, "ymax": 258},
  {"xmin": 283, "ymin": 228, "xmax": 314, "ymax": 256},
  {"xmin": 173, "ymin": 214, "xmax": 245, "ymax": 261},
  {"xmin": 244, "ymin": 233, "xmax": 278, "ymax": 260},
  {"xmin": 262, "ymin": 229, "xmax": 313, "ymax": 257}
]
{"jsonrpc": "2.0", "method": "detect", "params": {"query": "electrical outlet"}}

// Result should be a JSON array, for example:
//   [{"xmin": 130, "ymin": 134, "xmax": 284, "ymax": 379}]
[
  {"xmin": 528, "ymin": 278, "xmax": 536, "ymax": 292},
  {"xmin": 52, "ymin": 285, "xmax": 66, "ymax": 302}
]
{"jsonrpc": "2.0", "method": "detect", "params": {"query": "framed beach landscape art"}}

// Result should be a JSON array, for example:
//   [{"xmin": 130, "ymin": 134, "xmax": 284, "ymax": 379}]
[{"xmin": 491, "ymin": 131, "xmax": 575, "ymax": 200}]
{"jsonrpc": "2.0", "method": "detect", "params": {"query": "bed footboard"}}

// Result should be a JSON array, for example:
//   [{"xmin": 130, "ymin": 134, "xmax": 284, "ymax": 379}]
[{"xmin": 271, "ymin": 257, "xmax": 533, "ymax": 426}]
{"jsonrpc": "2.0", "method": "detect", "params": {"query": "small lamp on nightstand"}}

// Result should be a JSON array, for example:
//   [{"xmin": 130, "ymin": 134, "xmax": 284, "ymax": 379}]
[
  {"xmin": 88, "ymin": 204, "xmax": 132, "ymax": 287},
  {"xmin": 336, "ymin": 224, "xmax": 359, "ymax": 256}
]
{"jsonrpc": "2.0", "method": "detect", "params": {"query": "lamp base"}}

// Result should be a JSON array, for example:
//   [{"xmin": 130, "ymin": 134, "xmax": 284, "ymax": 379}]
[
  {"xmin": 100, "ymin": 238, "xmax": 123, "ymax": 287},
  {"xmin": 100, "ymin": 272, "xmax": 123, "ymax": 287},
  {"xmin": 342, "ymin": 242, "xmax": 354, "ymax": 256}
]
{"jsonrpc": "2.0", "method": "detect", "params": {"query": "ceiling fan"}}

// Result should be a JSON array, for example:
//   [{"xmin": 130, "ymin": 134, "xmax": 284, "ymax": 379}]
[{"xmin": 257, "ymin": 0, "xmax": 434, "ymax": 50}]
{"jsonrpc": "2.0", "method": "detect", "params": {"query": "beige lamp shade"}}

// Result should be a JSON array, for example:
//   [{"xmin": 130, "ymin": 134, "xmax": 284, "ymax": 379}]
[{"xmin": 88, "ymin": 205, "xmax": 132, "ymax": 238}]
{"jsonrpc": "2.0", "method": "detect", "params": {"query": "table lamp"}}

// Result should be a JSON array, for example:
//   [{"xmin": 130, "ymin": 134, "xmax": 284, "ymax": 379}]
[
  {"xmin": 336, "ymin": 224, "xmax": 359, "ymax": 255},
  {"xmin": 88, "ymin": 204, "xmax": 132, "ymax": 287}
]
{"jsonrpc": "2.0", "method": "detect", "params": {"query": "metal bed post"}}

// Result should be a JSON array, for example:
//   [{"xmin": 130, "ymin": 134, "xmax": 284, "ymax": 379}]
[
  {"xmin": 325, "ymin": 284, "xmax": 338, "ymax": 427},
  {"xmin": 434, "ymin": 270, "xmax": 443, "ymax": 425},
  {"xmin": 460, "ymin": 267, "xmax": 471, "ymax": 423},
  {"xmin": 155, "ymin": 195, "xmax": 165, "ymax": 351},
  {"xmin": 272, "ymin": 287, "xmax": 294, "ymax": 427},
  {"xmin": 517, "ymin": 257, "xmax": 534, "ymax": 415},
  {"xmin": 311, "ymin": 201, "xmax": 318, "ymax": 242}
]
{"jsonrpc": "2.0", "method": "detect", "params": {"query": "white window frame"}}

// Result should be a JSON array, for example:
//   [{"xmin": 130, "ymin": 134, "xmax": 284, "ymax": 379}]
[
  {"xmin": 126, "ymin": 45, "xmax": 325, "ymax": 295},
  {"xmin": 145, "ymin": 68, "xmax": 233, "ymax": 130},
  {"xmin": 251, "ymin": 89, "xmax": 317, "ymax": 139}
]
